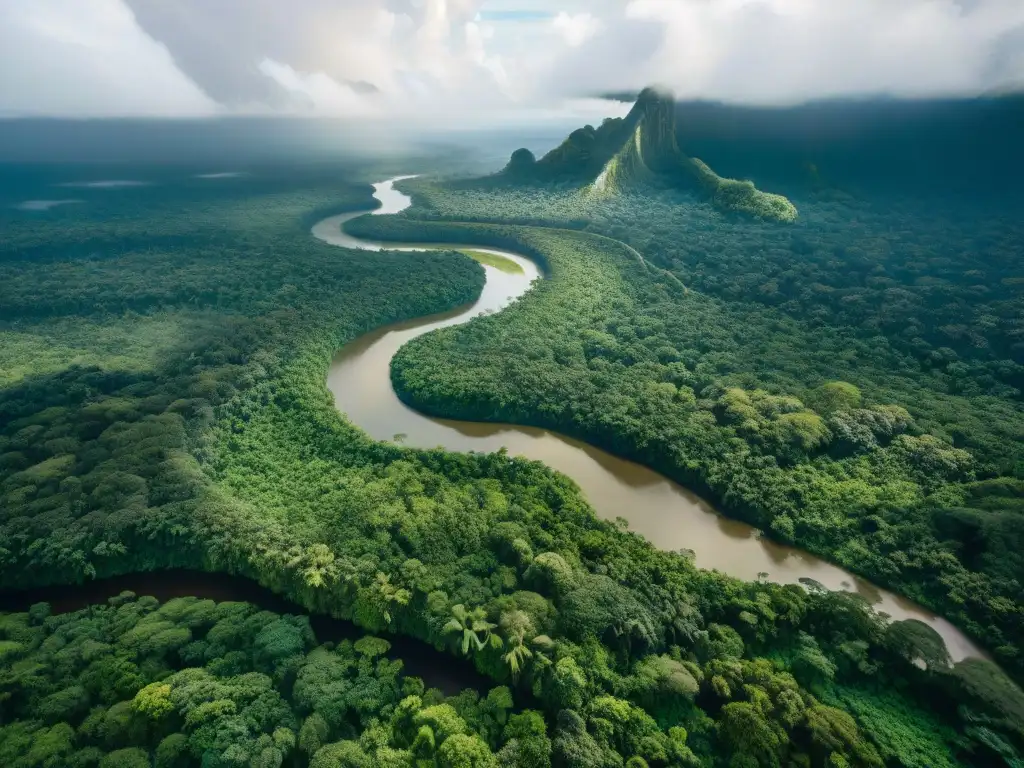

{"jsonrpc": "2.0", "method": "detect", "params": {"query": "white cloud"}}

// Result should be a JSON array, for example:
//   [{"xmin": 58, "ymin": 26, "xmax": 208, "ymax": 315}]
[
  {"xmin": 1, "ymin": 0, "xmax": 1022, "ymax": 119},
  {"xmin": 124, "ymin": 0, "xmax": 516, "ymax": 118},
  {"xmin": 0, "ymin": 0, "xmax": 216, "ymax": 117},
  {"xmin": 466, "ymin": 20, "xmax": 509, "ymax": 85},
  {"xmin": 614, "ymin": 0, "xmax": 1024, "ymax": 103},
  {"xmin": 257, "ymin": 59, "xmax": 380, "ymax": 116},
  {"xmin": 552, "ymin": 11, "xmax": 603, "ymax": 47}
]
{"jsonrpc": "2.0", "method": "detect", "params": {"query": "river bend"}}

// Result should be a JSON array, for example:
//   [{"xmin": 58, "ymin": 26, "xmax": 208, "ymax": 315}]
[{"xmin": 314, "ymin": 176, "xmax": 984, "ymax": 662}]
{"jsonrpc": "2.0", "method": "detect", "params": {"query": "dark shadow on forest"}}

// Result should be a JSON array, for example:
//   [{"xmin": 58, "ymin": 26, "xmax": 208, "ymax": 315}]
[{"xmin": 0, "ymin": 569, "xmax": 498, "ymax": 698}]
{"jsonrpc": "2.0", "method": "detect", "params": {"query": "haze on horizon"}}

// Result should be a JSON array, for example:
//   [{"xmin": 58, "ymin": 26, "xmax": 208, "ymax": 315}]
[{"xmin": 1, "ymin": 0, "xmax": 1022, "ymax": 126}]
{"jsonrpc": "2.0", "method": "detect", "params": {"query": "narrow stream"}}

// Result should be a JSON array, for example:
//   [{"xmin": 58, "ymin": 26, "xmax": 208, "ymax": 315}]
[
  {"xmin": 316, "ymin": 177, "xmax": 985, "ymax": 662},
  {"xmin": 0, "ymin": 570, "xmax": 491, "ymax": 696}
]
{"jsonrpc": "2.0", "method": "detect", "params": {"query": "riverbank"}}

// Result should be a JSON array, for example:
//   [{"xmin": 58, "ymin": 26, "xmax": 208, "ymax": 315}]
[{"xmin": 322, "ymin": 177, "xmax": 987, "ymax": 663}]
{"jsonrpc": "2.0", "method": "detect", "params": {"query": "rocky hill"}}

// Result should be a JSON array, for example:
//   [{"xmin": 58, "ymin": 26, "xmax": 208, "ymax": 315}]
[{"xmin": 501, "ymin": 87, "xmax": 798, "ymax": 222}]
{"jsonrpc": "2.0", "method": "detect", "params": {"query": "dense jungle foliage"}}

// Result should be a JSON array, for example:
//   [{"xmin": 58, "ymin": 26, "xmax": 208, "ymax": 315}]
[
  {"xmin": 357, "ymin": 175, "xmax": 1024, "ymax": 686},
  {"xmin": 5, "ymin": 591, "xmax": 1022, "ymax": 768},
  {"xmin": 2, "ymin": 156, "xmax": 1023, "ymax": 767},
  {"xmin": 0, "ymin": 595, "xmax": 531, "ymax": 767}
]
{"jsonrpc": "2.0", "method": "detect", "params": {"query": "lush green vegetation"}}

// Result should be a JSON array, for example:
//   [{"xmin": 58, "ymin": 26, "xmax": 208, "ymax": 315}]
[
  {"xmin": 2, "ymin": 156, "xmax": 1022, "ymax": 767},
  {"xmin": 502, "ymin": 88, "xmax": 798, "ymax": 223},
  {"xmin": 0, "ymin": 166, "xmax": 485, "ymax": 588},
  {"xmin": 458, "ymin": 251, "xmax": 524, "ymax": 275},
  {"xmin": 683, "ymin": 159, "xmax": 798, "ymax": 223},
  {"xmin": 0, "ymin": 594, "xmax": 534, "ymax": 767},
  {"xmin": 352, "ymin": 188, "xmax": 1024, "ymax": 686}
]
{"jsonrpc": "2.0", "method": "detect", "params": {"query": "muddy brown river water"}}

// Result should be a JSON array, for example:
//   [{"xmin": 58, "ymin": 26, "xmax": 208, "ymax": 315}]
[{"xmin": 314, "ymin": 177, "xmax": 986, "ymax": 662}]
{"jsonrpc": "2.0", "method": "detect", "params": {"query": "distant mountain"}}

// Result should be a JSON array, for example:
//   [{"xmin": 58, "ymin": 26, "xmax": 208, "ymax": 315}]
[{"xmin": 501, "ymin": 87, "xmax": 798, "ymax": 222}]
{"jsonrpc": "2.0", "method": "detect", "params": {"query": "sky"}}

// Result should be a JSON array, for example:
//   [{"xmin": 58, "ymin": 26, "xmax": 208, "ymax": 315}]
[{"xmin": 1, "ymin": 0, "xmax": 1022, "ymax": 121}]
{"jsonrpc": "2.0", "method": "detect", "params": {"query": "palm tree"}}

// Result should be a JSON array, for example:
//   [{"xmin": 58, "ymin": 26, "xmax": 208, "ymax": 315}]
[
  {"xmin": 373, "ymin": 572, "xmax": 411, "ymax": 625},
  {"xmin": 499, "ymin": 609, "xmax": 534, "ymax": 679},
  {"xmin": 444, "ymin": 604, "xmax": 501, "ymax": 656},
  {"xmin": 502, "ymin": 634, "xmax": 533, "ymax": 679},
  {"xmin": 289, "ymin": 543, "xmax": 338, "ymax": 588}
]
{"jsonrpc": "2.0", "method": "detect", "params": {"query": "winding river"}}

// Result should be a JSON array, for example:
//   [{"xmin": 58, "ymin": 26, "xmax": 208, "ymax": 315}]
[{"xmin": 314, "ymin": 177, "xmax": 986, "ymax": 663}]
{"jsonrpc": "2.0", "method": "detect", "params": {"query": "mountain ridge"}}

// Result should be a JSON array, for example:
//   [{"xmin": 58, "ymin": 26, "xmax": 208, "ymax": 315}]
[{"xmin": 502, "ymin": 87, "xmax": 798, "ymax": 222}]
